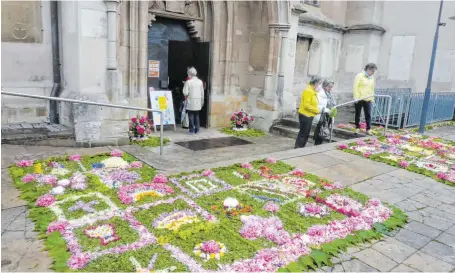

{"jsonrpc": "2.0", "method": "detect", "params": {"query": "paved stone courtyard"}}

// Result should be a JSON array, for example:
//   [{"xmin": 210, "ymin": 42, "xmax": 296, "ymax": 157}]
[{"xmin": 2, "ymin": 127, "xmax": 455, "ymax": 272}]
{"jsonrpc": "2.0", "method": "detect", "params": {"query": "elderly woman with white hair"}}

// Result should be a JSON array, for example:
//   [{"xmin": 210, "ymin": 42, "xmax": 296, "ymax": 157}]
[
  {"xmin": 313, "ymin": 78, "xmax": 337, "ymax": 145},
  {"xmin": 183, "ymin": 67, "xmax": 205, "ymax": 134}
]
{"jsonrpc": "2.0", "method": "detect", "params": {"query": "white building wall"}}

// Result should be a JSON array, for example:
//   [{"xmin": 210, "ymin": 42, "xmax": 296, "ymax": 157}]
[
  {"xmin": 376, "ymin": 1, "xmax": 455, "ymax": 92},
  {"xmin": 1, "ymin": 1, "xmax": 53, "ymax": 124}
]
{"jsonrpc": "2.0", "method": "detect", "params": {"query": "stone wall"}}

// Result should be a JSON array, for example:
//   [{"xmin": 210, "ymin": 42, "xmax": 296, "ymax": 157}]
[{"xmin": 1, "ymin": 1, "xmax": 53, "ymax": 124}]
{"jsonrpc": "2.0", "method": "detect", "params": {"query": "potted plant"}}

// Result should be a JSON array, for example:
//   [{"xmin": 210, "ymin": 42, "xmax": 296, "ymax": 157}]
[{"xmin": 128, "ymin": 115, "xmax": 153, "ymax": 141}]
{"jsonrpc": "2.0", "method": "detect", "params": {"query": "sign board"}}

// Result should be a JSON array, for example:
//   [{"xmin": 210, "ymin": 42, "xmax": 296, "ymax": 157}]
[
  {"xmin": 148, "ymin": 60, "xmax": 160, "ymax": 78},
  {"xmin": 149, "ymin": 90, "xmax": 176, "ymax": 127}
]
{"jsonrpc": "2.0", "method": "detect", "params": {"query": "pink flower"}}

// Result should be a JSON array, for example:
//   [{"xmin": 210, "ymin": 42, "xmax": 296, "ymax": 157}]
[
  {"xmin": 69, "ymin": 155, "xmax": 81, "ymax": 161},
  {"xmin": 139, "ymin": 116, "xmax": 147, "ymax": 124},
  {"xmin": 129, "ymin": 161, "xmax": 143, "ymax": 168},
  {"xmin": 359, "ymin": 122, "xmax": 367, "ymax": 129},
  {"xmin": 110, "ymin": 149, "xmax": 123, "ymax": 157},
  {"xmin": 152, "ymin": 174, "xmax": 167, "ymax": 183},
  {"xmin": 363, "ymin": 152, "xmax": 371, "ymax": 158},
  {"xmin": 250, "ymin": 116, "xmax": 254, "ymax": 121},
  {"xmin": 399, "ymin": 160, "xmax": 408, "ymax": 168},
  {"xmin": 241, "ymin": 162, "xmax": 253, "ymax": 169},
  {"xmin": 36, "ymin": 194, "xmax": 56, "ymax": 207},
  {"xmin": 290, "ymin": 168, "xmax": 305, "ymax": 176},
  {"xmin": 21, "ymin": 174, "xmax": 35, "ymax": 183},
  {"xmin": 67, "ymin": 253, "xmax": 90, "ymax": 269},
  {"xmin": 202, "ymin": 169, "xmax": 214, "ymax": 177},
  {"xmin": 131, "ymin": 117, "xmax": 137, "ymax": 123},
  {"xmin": 338, "ymin": 144, "xmax": 348, "ymax": 150},
  {"xmin": 43, "ymin": 175, "xmax": 57, "ymax": 185},
  {"xmin": 236, "ymin": 121, "xmax": 241, "ymax": 125},
  {"xmin": 16, "ymin": 160, "xmax": 33, "ymax": 167},
  {"xmin": 201, "ymin": 240, "xmax": 220, "ymax": 254},
  {"xmin": 145, "ymin": 128, "xmax": 152, "ymax": 134},
  {"xmin": 47, "ymin": 221, "xmax": 69, "ymax": 234},
  {"xmin": 230, "ymin": 116, "xmax": 235, "ymax": 121},
  {"xmin": 136, "ymin": 125, "xmax": 145, "ymax": 135},
  {"xmin": 265, "ymin": 157, "xmax": 277, "ymax": 164},
  {"xmin": 263, "ymin": 202, "xmax": 279, "ymax": 213},
  {"xmin": 436, "ymin": 172, "xmax": 449, "ymax": 180}
]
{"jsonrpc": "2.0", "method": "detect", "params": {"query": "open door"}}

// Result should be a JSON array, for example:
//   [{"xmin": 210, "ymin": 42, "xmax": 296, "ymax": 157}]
[
  {"xmin": 168, "ymin": 41, "xmax": 211, "ymax": 128},
  {"xmin": 191, "ymin": 41, "xmax": 211, "ymax": 128}
]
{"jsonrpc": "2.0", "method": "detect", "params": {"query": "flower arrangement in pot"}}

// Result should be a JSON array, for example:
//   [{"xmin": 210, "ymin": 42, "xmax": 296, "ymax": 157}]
[
  {"xmin": 129, "ymin": 115, "xmax": 153, "ymax": 141},
  {"xmin": 230, "ymin": 109, "xmax": 254, "ymax": 131}
]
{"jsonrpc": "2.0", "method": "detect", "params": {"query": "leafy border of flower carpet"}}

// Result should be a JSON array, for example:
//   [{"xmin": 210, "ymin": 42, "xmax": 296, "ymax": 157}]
[
  {"xmin": 9, "ymin": 152, "xmax": 407, "ymax": 272},
  {"xmin": 338, "ymin": 132, "xmax": 455, "ymax": 186}
]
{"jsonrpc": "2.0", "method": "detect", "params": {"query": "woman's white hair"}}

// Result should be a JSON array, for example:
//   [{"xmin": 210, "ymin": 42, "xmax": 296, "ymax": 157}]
[{"xmin": 187, "ymin": 67, "xmax": 197, "ymax": 77}]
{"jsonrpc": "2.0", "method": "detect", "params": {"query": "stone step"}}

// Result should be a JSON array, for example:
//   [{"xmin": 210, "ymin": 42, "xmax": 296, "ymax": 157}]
[
  {"xmin": 274, "ymin": 118, "xmax": 366, "ymax": 140},
  {"xmin": 270, "ymin": 124, "xmax": 346, "ymax": 143},
  {"xmin": 1, "ymin": 122, "xmax": 75, "ymax": 146}
]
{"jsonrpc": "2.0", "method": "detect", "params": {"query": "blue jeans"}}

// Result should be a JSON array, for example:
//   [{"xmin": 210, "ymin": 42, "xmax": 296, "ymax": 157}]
[{"xmin": 187, "ymin": 110, "xmax": 200, "ymax": 133}]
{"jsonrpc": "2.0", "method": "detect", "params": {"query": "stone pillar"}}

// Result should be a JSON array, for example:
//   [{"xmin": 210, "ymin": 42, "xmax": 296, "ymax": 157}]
[
  {"xmin": 138, "ymin": 2, "xmax": 149, "ymax": 99},
  {"xmin": 106, "ymin": 0, "xmax": 119, "ymax": 70},
  {"xmin": 277, "ymin": 28, "xmax": 289, "ymax": 111},
  {"xmin": 263, "ymin": 27, "xmax": 277, "ymax": 101}
]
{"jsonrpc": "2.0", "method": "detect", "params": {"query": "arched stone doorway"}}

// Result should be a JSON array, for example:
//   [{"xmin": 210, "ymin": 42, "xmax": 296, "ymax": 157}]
[{"xmin": 121, "ymin": 1, "xmax": 291, "ymax": 130}]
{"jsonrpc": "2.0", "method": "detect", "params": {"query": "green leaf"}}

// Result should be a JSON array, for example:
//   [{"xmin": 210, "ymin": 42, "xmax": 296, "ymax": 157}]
[
  {"xmin": 277, "ymin": 267, "xmax": 289, "ymax": 273},
  {"xmin": 298, "ymin": 255, "xmax": 316, "ymax": 271},
  {"xmin": 373, "ymin": 223, "xmax": 390, "ymax": 235},
  {"xmin": 287, "ymin": 262, "xmax": 302, "ymax": 272},
  {"xmin": 310, "ymin": 250, "xmax": 331, "ymax": 267},
  {"xmin": 322, "ymin": 243, "xmax": 339, "ymax": 256}
]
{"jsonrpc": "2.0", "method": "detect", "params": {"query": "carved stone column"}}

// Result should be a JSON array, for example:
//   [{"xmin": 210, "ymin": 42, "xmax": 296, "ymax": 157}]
[
  {"xmin": 138, "ymin": 1, "xmax": 149, "ymax": 98},
  {"xmin": 106, "ymin": 0, "xmax": 120, "ymax": 70},
  {"xmin": 277, "ymin": 27, "xmax": 290, "ymax": 110}
]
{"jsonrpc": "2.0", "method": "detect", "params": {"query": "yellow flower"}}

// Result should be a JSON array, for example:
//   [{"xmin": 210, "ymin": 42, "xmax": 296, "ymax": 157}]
[
  {"xmin": 220, "ymin": 252, "xmax": 225, "ymax": 257},
  {"xmin": 210, "ymin": 253, "xmax": 215, "ymax": 259},
  {"xmin": 34, "ymin": 163, "xmax": 43, "ymax": 174}
]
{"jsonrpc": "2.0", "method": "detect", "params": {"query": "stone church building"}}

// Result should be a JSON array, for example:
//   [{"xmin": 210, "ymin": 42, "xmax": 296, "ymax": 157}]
[{"xmin": 2, "ymin": 1, "xmax": 455, "ymax": 144}]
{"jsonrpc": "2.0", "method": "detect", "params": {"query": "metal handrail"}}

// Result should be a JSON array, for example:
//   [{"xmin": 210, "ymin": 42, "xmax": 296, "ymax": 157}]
[
  {"xmin": 1, "ymin": 91, "xmax": 165, "ymax": 155},
  {"xmin": 329, "ymin": 95, "xmax": 392, "ymax": 141}
]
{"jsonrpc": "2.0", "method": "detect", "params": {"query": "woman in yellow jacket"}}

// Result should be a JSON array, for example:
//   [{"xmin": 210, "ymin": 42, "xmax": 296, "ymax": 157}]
[{"xmin": 295, "ymin": 76, "xmax": 322, "ymax": 149}]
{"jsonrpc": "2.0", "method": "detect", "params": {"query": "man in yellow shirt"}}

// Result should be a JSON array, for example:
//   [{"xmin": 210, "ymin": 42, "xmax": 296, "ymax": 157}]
[{"xmin": 353, "ymin": 63, "xmax": 377, "ymax": 135}]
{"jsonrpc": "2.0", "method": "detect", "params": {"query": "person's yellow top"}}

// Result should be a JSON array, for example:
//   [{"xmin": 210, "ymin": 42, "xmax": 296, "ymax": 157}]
[
  {"xmin": 298, "ymin": 84, "xmax": 320, "ymax": 117},
  {"xmin": 353, "ymin": 72, "xmax": 375, "ymax": 102}
]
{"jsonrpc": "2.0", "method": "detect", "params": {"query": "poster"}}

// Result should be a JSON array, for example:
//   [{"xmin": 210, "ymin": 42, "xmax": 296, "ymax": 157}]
[
  {"xmin": 149, "ymin": 91, "xmax": 175, "ymax": 126},
  {"xmin": 148, "ymin": 60, "xmax": 160, "ymax": 78}
]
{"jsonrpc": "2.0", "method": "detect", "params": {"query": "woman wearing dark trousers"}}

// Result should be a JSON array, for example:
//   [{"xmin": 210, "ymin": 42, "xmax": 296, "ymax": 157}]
[
  {"xmin": 313, "ymin": 79, "xmax": 336, "ymax": 145},
  {"xmin": 295, "ymin": 76, "xmax": 322, "ymax": 149}
]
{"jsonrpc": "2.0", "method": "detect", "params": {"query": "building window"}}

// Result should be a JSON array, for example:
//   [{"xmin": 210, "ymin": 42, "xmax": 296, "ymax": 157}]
[{"xmin": 302, "ymin": 0, "xmax": 320, "ymax": 7}]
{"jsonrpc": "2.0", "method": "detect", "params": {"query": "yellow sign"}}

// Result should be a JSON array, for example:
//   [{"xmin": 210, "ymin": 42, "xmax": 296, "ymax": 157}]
[{"xmin": 158, "ymin": 96, "xmax": 167, "ymax": 110}]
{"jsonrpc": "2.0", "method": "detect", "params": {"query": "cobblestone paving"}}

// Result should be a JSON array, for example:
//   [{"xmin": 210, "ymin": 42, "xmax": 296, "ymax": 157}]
[{"xmin": 2, "ymin": 127, "xmax": 455, "ymax": 272}]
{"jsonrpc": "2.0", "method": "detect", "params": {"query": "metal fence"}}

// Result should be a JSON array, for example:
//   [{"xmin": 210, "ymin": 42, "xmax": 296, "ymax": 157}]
[
  {"xmin": 371, "ymin": 89, "xmax": 455, "ymax": 129},
  {"xmin": 0, "ymin": 91, "xmax": 166, "ymax": 155}
]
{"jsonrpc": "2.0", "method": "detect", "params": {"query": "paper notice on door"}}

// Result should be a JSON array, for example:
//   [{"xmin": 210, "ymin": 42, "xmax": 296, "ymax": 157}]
[{"xmin": 148, "ymin": 60, "xmax": 160, "ymax": 78}]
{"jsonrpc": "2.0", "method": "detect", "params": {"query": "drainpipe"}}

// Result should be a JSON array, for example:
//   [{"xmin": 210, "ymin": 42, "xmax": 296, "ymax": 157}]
[{"xmin": 49, "ymin": 0, "xmax": 61, "ymax": 124}]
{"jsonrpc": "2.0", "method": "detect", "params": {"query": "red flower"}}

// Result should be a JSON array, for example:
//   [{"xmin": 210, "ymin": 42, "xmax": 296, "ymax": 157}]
[
  {"xmin": 136, "ymin": 125, "xmax": 145, "ymax": 134},
  {"xmin": 139, "ymin": 116, "xmax": 147, "ymax": 124},
  {"xmin": 131, "ymin": 117, "xmax": 137, "ymax": 123}
]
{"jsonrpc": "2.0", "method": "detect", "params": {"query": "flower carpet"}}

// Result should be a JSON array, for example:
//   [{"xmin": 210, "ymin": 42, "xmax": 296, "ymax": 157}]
[
  {"xmin": 9, "ymin": 151, "xmax": 407, "ymax": 272},
  {"xmin": 338, "ymin": 132, "xmax": 455, "ymax": 186}
]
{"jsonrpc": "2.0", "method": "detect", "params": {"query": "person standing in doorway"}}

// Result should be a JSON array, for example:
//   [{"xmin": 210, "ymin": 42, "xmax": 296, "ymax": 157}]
[
  {"xmin": 295, "ymin": 76, "xmax": 322, "ymax": 149},
  {"xmin": 353, "ymin": 63, "xmax": 377, "ymax": 135},
  {"xmin": 183, "ymin": 67, "xmax": 204, "ymax": 135},
  {"xmin": 313, "ymin": 79, "xmax": 336, "ymax": 145}
]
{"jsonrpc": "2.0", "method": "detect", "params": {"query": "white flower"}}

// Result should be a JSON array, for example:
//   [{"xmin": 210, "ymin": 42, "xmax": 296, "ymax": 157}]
[
  {"xmin": 51, "ymin": 186, "xmax": 66, "ymax": 195},
  {"xmin": 51, "ymin": 168, "xmax": 70, "ymax": 176},
  {"xmin": 101, "ymin": 157, "xmax": 129, "ymax": 168},
  {"xmin": 58, "ymin": 179, "xmax": 71, "ymax": 187},
  {"xmin": 223, "ymin": 197, "xmax": 239, "ymax": 208}
]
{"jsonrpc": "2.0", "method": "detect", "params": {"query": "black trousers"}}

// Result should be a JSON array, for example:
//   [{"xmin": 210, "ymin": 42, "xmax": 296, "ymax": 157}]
[
  {"xmin": 295, "ymin": 114, "xmax": 314, "ymax": 149},
  {"xmin": 355, "ymin": 100, "xmax": 372, "ymax": 130}
]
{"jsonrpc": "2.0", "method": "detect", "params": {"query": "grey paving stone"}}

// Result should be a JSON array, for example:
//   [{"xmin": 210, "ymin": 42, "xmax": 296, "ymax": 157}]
[
  {"xmin": 447, "ymin": 225, "xmax": 455, "ymax": 236},
  {"xmin": 371, "ymin": 237, "xmax": 418, "ymax": 263},
  {"xmin": 391, "ymin": 264, "xmax": 420, "ymax": 272},
  {"xmin": 1, "ymin": 206, "xmax": 26, "ymax": 232},
  {"xmin": 332, "ymin": 264, "xmax": 345, "ymax": 272},
  {"xmin": 439, "ymin": 204, "xmax": 455, "ymax": 215},
  {"xmin": 403, "ymin": 251, "xmax": 455, "ymax": 272},
  {"xmin": 407, "ymin": 211, "xmax": 454, "ymax": 230},
  {"xmin": 341, "ymin": 259, "xmax": 378, "ymax": 272},
  {"xmin": 421, "ymin": 241, "xmax": 455, "ymax": 266},
  {"xmin": 404, "ymin": 221, "xmax": 442, "ymax": 239},
  {"xmin": 421, "ymin": 189, "xmax": 455, "ymax": 205},
  {"xmin": 394, "ymin": 229, "xmax": 432, "ymax": 249},
  {"xmin": 323, "ymin": 150, "xmax": 360, "ymax": 162},
  {"xmin": 435, "ymin": 232, "xmax": 455, "ymax": 248},
  {"xmin": 410, "ymin": 193, "xmax": 443, "ymax": 207},
  {"xmin": 331, "ymin": 253, "xmax": 353, "ymax": 264},
  {"xmin": 353, "ymin": 248, "xmax": 398, "ymax": 271},
  {"xmin": 421, "ymin": 206, "xmax": 455, "ymax": 221},
  {"xmin": 395, "ymin": 199, "xmax": 428, "ymax": 212}
]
